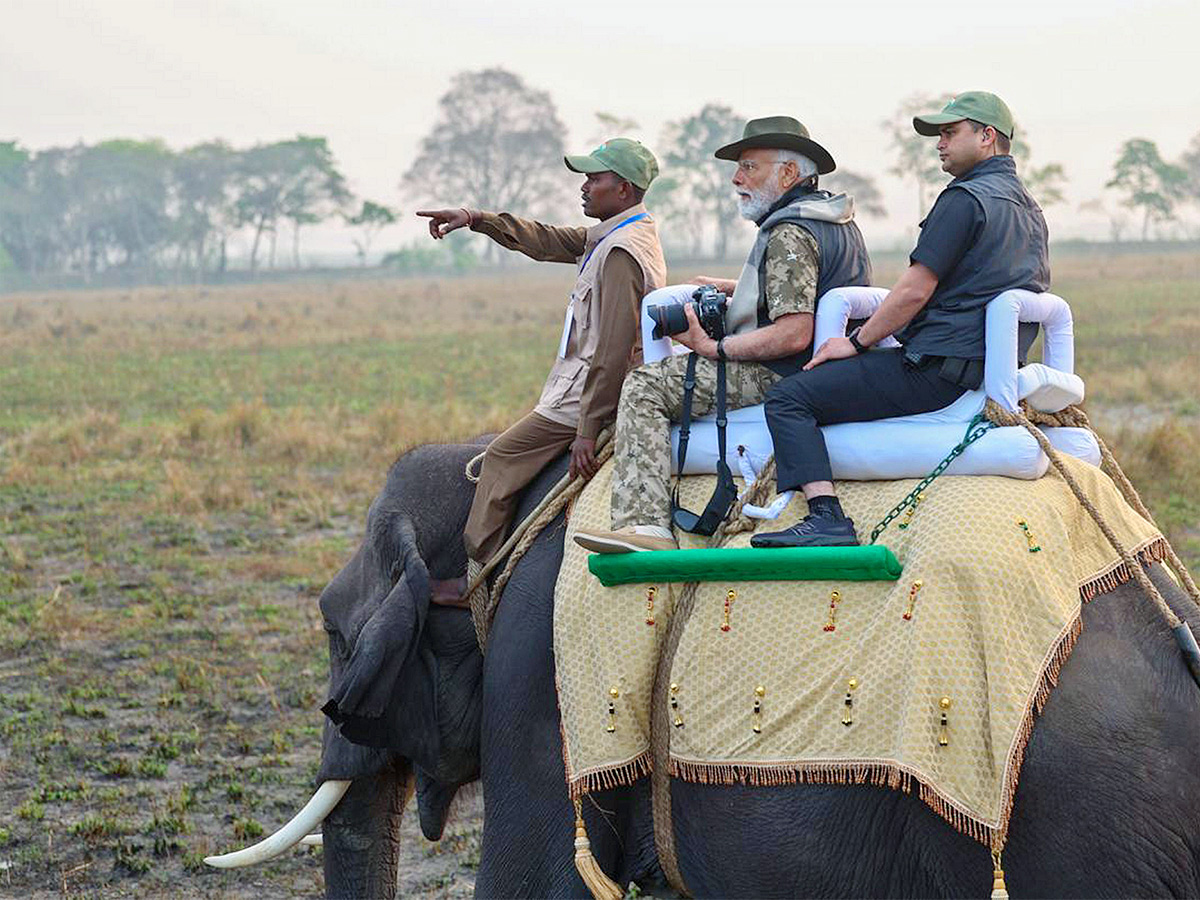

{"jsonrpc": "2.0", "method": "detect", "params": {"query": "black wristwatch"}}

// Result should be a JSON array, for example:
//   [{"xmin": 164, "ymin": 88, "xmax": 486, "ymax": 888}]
[
  {"xmin": 716, "ymin": 338, "xmax": 727, "ymax": 361},
  {"xmin": 847, "ymin": 326, "xmax": 868, "ymax": 354}
]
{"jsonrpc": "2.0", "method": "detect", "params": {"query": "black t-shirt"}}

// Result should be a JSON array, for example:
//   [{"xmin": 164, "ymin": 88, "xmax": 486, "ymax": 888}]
[{"xmin": 909, "ymin": 189, "xmax": 986, "ymax": 279}]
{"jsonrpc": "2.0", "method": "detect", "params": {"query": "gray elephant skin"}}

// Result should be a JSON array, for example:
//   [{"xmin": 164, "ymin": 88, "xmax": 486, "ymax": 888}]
[{"xmin": 311, "ymin": 443, "xmax": 1200, "ymax": 899}]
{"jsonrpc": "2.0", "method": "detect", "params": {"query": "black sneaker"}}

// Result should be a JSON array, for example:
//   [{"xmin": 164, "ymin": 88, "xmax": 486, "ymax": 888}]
[{"xmin": 750, "ymin": 511, "xmax": 859, "ymax": 548}]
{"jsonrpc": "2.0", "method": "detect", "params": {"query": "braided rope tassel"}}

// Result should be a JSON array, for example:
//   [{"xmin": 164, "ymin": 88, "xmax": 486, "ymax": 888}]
[{"xmin": 573, "ymin": 797, "xmax": 624, "ymax": 900}]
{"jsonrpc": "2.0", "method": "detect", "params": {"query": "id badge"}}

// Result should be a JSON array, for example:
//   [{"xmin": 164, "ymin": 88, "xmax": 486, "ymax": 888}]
[{"xmin": 557, "ymin": 305, "xmax": 573, "ymax": 358}]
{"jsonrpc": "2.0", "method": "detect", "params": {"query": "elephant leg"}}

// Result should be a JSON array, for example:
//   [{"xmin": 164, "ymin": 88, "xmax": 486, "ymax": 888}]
[{"xmin": 323, "ymin": 761, "xmax": 412, "ymax": 900}]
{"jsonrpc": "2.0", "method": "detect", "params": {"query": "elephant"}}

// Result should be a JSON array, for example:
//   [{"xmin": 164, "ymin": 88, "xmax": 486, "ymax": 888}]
[{"xmin": 208, "ymin": 442, "xmax": 1200, "ymax": 899}]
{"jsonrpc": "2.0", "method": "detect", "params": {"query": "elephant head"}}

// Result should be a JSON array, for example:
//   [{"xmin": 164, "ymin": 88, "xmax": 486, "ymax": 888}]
[{"xmin": 205, "ymin": 443, "xmax": 486, "ymax": 898}]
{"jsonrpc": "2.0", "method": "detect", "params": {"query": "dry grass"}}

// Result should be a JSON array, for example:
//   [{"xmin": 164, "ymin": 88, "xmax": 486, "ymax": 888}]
[{"xmin": 0, "ymin": 251, "xmax": 1197, "ymax": 897}]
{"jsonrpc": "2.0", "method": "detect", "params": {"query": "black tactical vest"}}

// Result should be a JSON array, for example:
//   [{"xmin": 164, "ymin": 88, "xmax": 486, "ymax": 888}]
[
  {"xmin": 897, "ymin": 156, "xmax": 1049, "ymax": 360},
  {"xmin": 755, "ymin": 188, "xmax": 874, "ymax": 376}
]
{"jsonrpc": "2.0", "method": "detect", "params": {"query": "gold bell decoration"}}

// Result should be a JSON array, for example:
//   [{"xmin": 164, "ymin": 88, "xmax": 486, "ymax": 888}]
[
  {"xmin": 644, "ymin": 585, "xmax": 657, "ymax": 627},
  {"xmin": 572, "ymin": 796, "xmax": 624, "ymax": 900},
  {"xmin": 842, "ymin": 677, "xmax": 859, "ymax": 726},
  {"xmin": 670, "ymin": 682, "xmax": 683, "ymax": 728},
  {"xmin": 824, "ymin": 590, "xmax": 841, "ymax": 632},
  {"xmin": 990, "ymin": 849, "xmax": 1009, "ymax": 900},
  {"xmin": 937, "ymin": 696, "xmax": 952, "ymax": 747},
  {"xmin": 752, "ymin": 685, "xmax": 766, "ymax": 733},
  {"xmin": 1017, "ymin": 518, "xmax": 1042, "ymax": 553},
  {"xmin": 902, "ymin": 580, "xmax": 923, "ymax": 621},
  {"xmin": 720, "ymin": 589, "xmax": 736, "ymax": 632},
  {"xmin": 605, "ymin": 687, "xmax": 619, "ymax": 733},
  {"xmin": 898, "ymin": 492, "xmax": 925, "ymax": 530}
]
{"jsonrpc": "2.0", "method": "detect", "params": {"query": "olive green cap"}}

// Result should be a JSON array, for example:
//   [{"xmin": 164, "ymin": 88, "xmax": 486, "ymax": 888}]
[
  {"xmin": 564, "ymin": 138, "xmax": 659, "ymax": 190},
  {"xmin": 714, "ymin": 115, "xmax": 836, "ymax": 174},
  {"xmin": 913, "ymin": 91, "xmax": 1015, "ymax": 139}
]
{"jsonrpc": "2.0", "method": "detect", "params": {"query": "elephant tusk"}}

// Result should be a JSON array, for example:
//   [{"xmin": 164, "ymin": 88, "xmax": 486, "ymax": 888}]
[
  {"xmin": 300, "ymin": 833, "xmax": 323, "ymax": 846},
  {"xmin": 204, "ymin": 780, "xmax": 350, "ymax": 868}
]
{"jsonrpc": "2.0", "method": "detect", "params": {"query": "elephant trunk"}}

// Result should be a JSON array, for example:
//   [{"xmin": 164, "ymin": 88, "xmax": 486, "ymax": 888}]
[{"xmin": 323, "ymin": 761, "xmax": 412, "ymax": 900}]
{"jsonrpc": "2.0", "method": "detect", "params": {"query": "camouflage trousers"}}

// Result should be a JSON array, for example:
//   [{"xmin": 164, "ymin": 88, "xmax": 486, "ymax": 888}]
[{"xmin": 611, "ymin": 353, "xmax": 782, "ymax": 530}]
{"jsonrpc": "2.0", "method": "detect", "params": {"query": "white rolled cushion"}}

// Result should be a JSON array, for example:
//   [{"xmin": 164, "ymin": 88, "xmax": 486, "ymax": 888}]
[
  {"xmin": 640, "ymin": 285, "xmax": 698, "ymax": 364},
  {"xmin": 985, "ymin": 290, "xmax": 1075, "ymax": 411},
  {"xmin": 669, "ymin": 406, "xmax": 1049, "ymax": 480},
  {"xmin": 1017, "ymin": 363, "xmax": 1085, "ymax": 413},
  {"xmin": 1041, "ymin": 427, "xmax": 1101, "ymax": 467},
  {"xmin": 813, "ymin": 286, "xmax": 900, "ymax": 351}
]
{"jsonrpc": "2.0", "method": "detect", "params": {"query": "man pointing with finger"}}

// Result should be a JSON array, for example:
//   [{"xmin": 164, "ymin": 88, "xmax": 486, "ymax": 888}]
[{"xmin": 416, "ymin": 138, "xmax": 666, "ymax": 595}]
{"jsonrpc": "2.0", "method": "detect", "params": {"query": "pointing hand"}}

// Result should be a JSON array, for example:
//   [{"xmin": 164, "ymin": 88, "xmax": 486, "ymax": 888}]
[{"xmin": 415, "ymin": 208, "xmax": 472, "ymax": 240}]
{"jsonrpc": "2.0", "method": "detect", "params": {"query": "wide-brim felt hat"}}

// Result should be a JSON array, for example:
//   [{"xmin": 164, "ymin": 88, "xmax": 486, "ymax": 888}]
[{"xmin": 714, "ymin": 115, "xmax": 836, "ymax": 174}]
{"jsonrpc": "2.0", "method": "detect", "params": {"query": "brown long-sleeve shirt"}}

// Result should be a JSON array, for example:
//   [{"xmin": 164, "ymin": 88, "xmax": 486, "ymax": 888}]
[{"xmin": 470, "ymin": 211, "xmax": 647, "ymax": 440}]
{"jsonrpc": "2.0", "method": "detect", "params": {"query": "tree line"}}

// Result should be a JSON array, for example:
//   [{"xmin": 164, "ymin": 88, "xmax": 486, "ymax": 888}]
[
  {"xmin": 0, "ymin": 136, "xmax": 394, "ymax": 282},
  {"xmin": 3, "ymin": 70, "xmax": 1200, "ymax": 284}
]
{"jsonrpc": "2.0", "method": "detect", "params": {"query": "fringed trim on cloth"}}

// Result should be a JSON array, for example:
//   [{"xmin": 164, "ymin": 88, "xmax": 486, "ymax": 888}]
[
  {"xmin": 990, "ymin": 613, "xmax": 1085, "ymax": 848},
  {"xmin": 669, "ymin": 758, "xmax": 915, "ymax": 791},
  {"xmin": 668, "ymin": 612, "xmax": 1088, "ymax": 850},
  {"xmin": 1079, "ymin": 535, "xmax": 1167, "ymax": 602},
  {"xmin": 568, "ymin": 751, "xmax": 652, "ymax": 800}
]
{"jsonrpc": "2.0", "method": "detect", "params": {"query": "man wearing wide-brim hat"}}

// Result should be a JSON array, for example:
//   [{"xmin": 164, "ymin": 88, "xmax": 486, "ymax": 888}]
[
  {"xmin": 417, "ymin": 138, "xmax": 667, "ymax": 600},
  {"xmin": 574, "ymin": 116, "xmax": 872, "ymax": 554},
  {"xmin": 754, "ymin": 91, "xmax": 1051, "ymax": 549}
]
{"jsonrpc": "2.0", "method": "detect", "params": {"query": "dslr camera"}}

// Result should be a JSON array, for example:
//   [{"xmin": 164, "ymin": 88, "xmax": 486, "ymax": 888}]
[{"xmin": 647, "ymin": 285, "xmax": 728, "ymax": 342}]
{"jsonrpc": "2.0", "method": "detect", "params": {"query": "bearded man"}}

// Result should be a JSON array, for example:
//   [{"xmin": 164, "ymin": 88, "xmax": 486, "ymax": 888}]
[{"xmin": 573, "ymin": 116, "xmax": 872, "ymax": 554}]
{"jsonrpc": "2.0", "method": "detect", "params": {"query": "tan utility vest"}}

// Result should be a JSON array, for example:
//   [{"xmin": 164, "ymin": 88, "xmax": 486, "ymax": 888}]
[{"xmin": 534, "ymin": 204, "xmax": 667, "ymax": 428}]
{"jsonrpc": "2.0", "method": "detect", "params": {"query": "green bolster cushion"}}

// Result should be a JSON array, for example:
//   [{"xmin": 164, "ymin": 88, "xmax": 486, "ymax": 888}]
[{"xmin": 586, "ymin": 545, "xmax": 902, "ymax": 587}]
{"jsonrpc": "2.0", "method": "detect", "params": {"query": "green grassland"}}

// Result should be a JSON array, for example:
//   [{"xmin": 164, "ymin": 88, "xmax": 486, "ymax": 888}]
[{"xmin": 1, "ymin": 253, "xmax": 1198, "ymax": 897}]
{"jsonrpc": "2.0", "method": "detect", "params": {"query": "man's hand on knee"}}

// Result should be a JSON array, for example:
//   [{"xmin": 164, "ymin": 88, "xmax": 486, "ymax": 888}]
[
  {"xmin": 804, "ymin": 336, "xmax": 856, "ymax": 370},
  {"xmin": 569, "ymin": 436, "xmax": 598, "ymax": 479}
]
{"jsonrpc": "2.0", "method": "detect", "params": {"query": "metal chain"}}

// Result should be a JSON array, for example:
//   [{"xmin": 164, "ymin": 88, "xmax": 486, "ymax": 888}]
[{"xmin": 868, "ymin": 415, "xmax": 995, "ymax": 545}]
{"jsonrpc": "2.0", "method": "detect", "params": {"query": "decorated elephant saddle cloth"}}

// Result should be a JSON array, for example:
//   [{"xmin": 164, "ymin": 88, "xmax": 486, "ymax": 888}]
[{"xmin": 553, "ymin": 457, "xmax": 1164, "ymax": 847}]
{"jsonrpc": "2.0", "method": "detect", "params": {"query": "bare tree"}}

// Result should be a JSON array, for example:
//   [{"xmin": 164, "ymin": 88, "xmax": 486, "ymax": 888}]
[
  {"xmin": 345, "ymin": 200, "xmax": 397, "ymax": 266},
  {"xmin": 1011, "ymin": 129, "xmax": 1068, "ymax": 208},
  {"xmin": 403, "ymin": 68, "xmax": 569, "ymax": 260},
  {"xmin": 660, "ymin": 104, "xmax": 743, "ymax": 259},
  {"xmin": 1107, "ymin": 138, "xmax": 1187, "ymax": 240},
  {"xmin": 589, "ymin": 111, "xmax": 641, "ymax": 146},
  {"xmin": 882, "ymin": 93, "xmax": 953, "ymax": 219},
  {"xmin": 822, "ymin": 170, "xmax": 886, "ymax": 218}
]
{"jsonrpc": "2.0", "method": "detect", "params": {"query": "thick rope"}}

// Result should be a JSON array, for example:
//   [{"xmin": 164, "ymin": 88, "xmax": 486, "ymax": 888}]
[
  {"xmin": 1029, "ymin": 404, "xmax": 1200, "ymax": 609},
  {"xmin": 466, "ymin": 429, "xmax": 613, "ymax": 652},
  {"xmin": 984, "ymin": 400, "xmax": 1187, "ymax": 629},
  {"xmin": 723, "ymin": 456, "xmax": 780, "ymax": 537},
  {"xmin": 464, "ymin": 449, "xmax": 487, "ymax": 484}
]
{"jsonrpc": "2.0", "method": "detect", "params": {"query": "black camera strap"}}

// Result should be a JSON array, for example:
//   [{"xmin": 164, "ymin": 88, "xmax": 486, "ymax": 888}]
[{"xmin": 671, "ymin": 352, "xmax": 738, "ymax": 536}]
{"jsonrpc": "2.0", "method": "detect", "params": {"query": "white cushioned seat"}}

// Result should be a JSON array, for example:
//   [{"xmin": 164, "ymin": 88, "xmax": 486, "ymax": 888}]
[{"xmin": 640, "ymin": 286, "xmax": 1100, "ymax": 479}]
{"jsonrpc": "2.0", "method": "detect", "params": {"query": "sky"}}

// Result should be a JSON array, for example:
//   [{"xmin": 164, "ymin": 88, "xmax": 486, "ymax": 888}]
[{"xmin": 3, "ymin": 0, "xmax": 1198, "ymax": 260}]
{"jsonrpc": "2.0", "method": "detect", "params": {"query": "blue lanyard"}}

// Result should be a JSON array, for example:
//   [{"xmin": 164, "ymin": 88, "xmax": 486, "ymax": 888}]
[{"xmin": 579, "ymin": 212, "xmax": 647, "ymax": 272}]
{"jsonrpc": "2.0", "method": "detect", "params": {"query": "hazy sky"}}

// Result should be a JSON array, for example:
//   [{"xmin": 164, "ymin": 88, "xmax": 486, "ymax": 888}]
[{"xmin": 4, "ymin": 0, "xmax": 1199, "ymax": 258}]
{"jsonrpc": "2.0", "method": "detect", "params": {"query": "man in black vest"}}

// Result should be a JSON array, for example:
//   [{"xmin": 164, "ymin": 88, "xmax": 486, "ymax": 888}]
[
  {"xmin": 753, "ymin": 91, "xmax": 1050, "ymax": 548},
  {"xmin": 574, "ymin": 117, "xmax": 872, "ymax": 553}
]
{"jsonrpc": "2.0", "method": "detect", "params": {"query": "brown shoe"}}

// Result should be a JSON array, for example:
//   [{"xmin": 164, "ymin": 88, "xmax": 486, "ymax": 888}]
[{"xmin": 573, "ymin": 526, "xmax": 678, "ymax": 554}]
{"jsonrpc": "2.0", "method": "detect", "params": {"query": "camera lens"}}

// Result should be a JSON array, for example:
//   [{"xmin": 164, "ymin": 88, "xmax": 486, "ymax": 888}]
[{"xmin": 648, "ymin": 304, "xmax": 690, "ymax": 340}]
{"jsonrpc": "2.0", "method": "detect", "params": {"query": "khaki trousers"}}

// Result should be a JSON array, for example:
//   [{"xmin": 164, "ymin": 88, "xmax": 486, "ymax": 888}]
[
  {"xmin": 611, "ymin": 354, "xmax": 781, "ymax": 530},
  {"xmin": 463, "ymin": 411, "xmax": 578, "ymax": 563}
]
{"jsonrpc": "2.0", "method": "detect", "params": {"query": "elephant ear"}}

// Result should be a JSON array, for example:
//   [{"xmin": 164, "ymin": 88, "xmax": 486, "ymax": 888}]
[{"xmin": 322, "ymin": 516, "xmax": 431, "ymax": 734}]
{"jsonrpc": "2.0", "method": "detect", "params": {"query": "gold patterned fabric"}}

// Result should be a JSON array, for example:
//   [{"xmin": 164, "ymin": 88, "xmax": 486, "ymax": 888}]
[{"xmin": 553, "ymin": 456, "xmax": 1164, "ymax": 845}]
